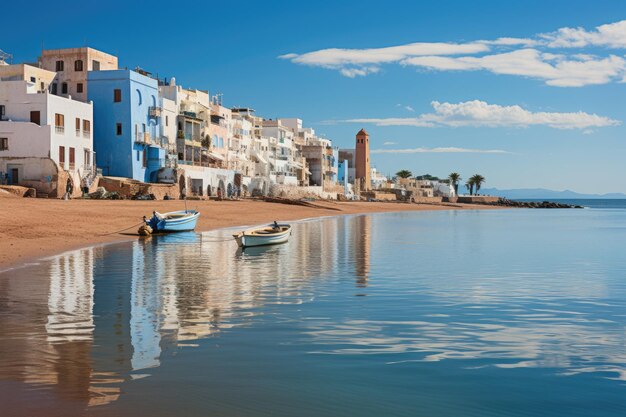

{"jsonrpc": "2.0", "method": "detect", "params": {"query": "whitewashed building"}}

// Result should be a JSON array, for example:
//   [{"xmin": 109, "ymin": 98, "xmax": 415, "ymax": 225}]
[{"xmin": 0, "ymin": 64, "xmax": 94, "ymax": 196}]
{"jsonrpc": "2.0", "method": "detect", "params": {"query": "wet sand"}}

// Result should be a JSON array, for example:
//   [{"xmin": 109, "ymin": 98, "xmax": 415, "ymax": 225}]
[{"xmin": 0, "ymin": 196, "xmax": 499, "ymax": 269}]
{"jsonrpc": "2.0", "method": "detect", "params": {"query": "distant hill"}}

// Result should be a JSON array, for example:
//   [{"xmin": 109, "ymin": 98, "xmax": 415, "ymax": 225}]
[{"xmin": 480, "ymin": 188, "xmax": 626, "ymax": 200}]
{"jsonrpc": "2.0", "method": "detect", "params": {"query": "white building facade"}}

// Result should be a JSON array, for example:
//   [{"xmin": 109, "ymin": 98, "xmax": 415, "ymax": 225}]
[{"xmin": 0, "ymin": 65, "xmax": 94, "ymax": 195}]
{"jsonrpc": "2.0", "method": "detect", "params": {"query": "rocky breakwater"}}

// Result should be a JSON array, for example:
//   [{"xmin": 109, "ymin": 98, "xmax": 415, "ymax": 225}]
[{"xmin": 490, "ymin": 198, "xmax": 583, "ymax": 209}]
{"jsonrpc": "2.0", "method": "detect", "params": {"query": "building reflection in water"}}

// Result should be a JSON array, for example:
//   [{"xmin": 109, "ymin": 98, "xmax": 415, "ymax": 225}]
[{"xmin": 0, "ymin": 215, "xmax": 372, "ymax": 410}]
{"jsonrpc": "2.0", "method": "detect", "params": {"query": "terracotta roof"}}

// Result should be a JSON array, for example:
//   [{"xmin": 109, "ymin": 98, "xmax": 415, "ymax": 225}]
[{"xmin": 356, "ymin": 128, "xmax": 369, "ymax": 136}]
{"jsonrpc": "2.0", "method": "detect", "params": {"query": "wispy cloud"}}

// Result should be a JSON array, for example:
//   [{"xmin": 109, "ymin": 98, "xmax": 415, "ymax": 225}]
[
  {"xmin": 279, "ymin": 20, "xmax": 626, "ymax": 86},
  {"xmin": 383, "ymin": 141, "xmax": 397, "ymax": 145},
  {"xmin": 340, "ymin": 100, "xmax": 620, "ymax": 130},
  {"xmin": 396, "ymin": 104, "xmax": 415, "ymax": 112},
  {"xmin": 404, "ymin": 49, "xmax": 626, "ymax": 87},
  {"xmin": 371, "ymin": 147, "xmax": 511, "ymax": 154}
]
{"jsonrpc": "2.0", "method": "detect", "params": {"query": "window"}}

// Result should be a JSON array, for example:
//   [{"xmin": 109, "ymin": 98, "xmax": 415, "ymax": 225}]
[
  {"xmin": 84, "ymin": 149, "xmax": 91, "ymax": 167},
  {"xmin": 142, "ymin": 149, "xmax": 147, "ymax": 168},
  {"xmin": 59, "ymin": 146, "xmax": 65, "ymax": 165},
  {"xmin": 76, "ymin": 118, "xmax": 81, "ymax": 135},
  {"xmin": 166, "ymin": 115, "xmax": 169, "ymax": 126},
  {"xmin": 0, "ymin": 105, "xmax": 5, "ymax": 120},
  {"xmin": 0, "ymin": 138, "xmax": 7, "ymax": 151},
  {"xmin": 137, "ymin": 150, "xmax": 140, "ymax": 161},
  {"xmin": 69, "ymin": 147, "xmax": 75, "ymax": 170},
  {"xmin": 55, "ymin": 113, "xmax": 64, "ymax": 133},
  {"xmin": 30, "ymin": 76, "xmax": 36, "ymax": 83},
  {"xmin": 51, "ymin": 83, "xmax": 57, "ymax": 95},
  {"xmin": 114, "ymin": 89, "xmax": 122, "ymax": 102},
  {"xmin": 136, "ymin": 89, "xmax": 142, "ymax": 105},
  {"xmin": 55, "ymin": 60, "xmax": 64, "ymax": 71},
  {"xmin": 74, "ymin": 60, "xmax": 83, "ymax": 71},
  {"xmin": 30, "ymin": 110, "xmax": 41, "ymax": 125},
  {"xmin": 92, "ymin": 60, "xmax": 100, "ymax": 71},
  {"xmin": 76, "ymin": 83, "xmax": 84, "ymax": 93},
  {"xmin": 116, "ymin": 123, "xmax": 122, "ymax": 136},
  {"xmin": 61, "ymin": 83, "xmax": 68, "ymax": 94},
  {"xmin": 83, "ymin": 119, "xmax": 91, "ymax": 134}
]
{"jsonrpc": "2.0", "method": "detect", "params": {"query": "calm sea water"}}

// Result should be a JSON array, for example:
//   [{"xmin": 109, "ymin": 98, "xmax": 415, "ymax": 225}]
[{"xmin": 1, "ymin": 207, "xmax": 626, "ymax": 417}]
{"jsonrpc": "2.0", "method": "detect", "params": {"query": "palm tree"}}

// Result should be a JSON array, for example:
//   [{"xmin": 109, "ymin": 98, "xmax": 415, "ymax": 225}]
[
  {"xmin": 465, "ymin": 180, "xmax": 474, "ymax": 196},
  {"xmin": 470, "ymin": 174, "xmax": 485, "ymax": 195},
  {"xmin": 448, "ymin": 172, "xmax": 461, "ymax": 196},
  {"xmin": 395, "ymin": 170, "xmax": 413, "ymax": 179}
]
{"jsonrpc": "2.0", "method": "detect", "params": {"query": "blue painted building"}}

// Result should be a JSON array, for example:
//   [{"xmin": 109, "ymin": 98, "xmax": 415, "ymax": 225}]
[
  {"xmin": 88, "ymin": 70, "xmax": 165, "ymax": 182},
  {"xmin": 338, "ymin": 159, "xmax": 348, "ymax": 194}
]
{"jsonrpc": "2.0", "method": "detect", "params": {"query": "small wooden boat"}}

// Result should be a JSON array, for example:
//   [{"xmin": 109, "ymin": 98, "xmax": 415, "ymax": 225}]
[
  {"xmin": 233, "ymin": 222, "xmax": 291, "ymax": 248},
  {"xmin": 144, "ymin": 210, "xmax": 200, "ymax": 233}
]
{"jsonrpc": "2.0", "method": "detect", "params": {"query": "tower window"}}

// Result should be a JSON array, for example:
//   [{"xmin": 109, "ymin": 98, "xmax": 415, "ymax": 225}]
[{"xmin": 114, "ymin": 89, "xmax": 122, "ymax": 102}]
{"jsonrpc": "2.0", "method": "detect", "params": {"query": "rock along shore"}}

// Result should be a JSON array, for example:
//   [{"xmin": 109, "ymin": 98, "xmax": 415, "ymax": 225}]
[{"xmin": 484, "ymin": 198, "xmax": 583, "ymax": 209}]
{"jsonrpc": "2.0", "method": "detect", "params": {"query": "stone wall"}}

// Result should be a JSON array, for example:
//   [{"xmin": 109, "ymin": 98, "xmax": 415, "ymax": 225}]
[
  {"xmin": 99, "ymin": 176, "xmax": 179, "ymax": 200},
  {"xmin": 411, "ymin": 196, "xmax": 444, "ymax": 204},
  {"xmin": 457, "ymin": 196, "xmax": 500, "ymax": 204},
  {"xmin": 269, "ymin": 184, "xmax": 337, "ymax": 200},
  {"xmin": 361, "ymin": 191, "xmax": 397, "ymax": 201}
]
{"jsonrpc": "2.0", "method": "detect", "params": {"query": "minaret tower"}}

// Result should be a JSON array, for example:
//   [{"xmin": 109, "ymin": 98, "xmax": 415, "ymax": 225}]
[{"xmin": 355, "ymin": 128, "xmax": 371, "ymax": 191}]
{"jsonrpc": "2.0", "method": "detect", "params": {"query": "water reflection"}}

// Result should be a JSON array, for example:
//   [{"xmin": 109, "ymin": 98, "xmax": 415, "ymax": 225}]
[
  {"xmin": 1, "ymin": 211, "xmax": 625, "ymax": 416},
  {"xmin": 0, "ymin": 216, "xmax": 373, "ymax": 410}
]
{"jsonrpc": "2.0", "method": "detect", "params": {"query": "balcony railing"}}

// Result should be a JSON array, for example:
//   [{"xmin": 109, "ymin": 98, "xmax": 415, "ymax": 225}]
[
  {"xmin": 83, "ymin": 131, "xmax": 90, "ymax": 139},
  {"xmin": 135, "ymin": 132, "xmax": 150, "ymax": 144},
  {"xmin": 149, "ymin": 106, "xmax": 162, "ymax": 118},
  {"xmin": 55, "ymin": 126, "xmax": 65, "ymax": 134},
  {"xmin": 75, "ymin": 129, "xmax": 81, "ymax": 137}
]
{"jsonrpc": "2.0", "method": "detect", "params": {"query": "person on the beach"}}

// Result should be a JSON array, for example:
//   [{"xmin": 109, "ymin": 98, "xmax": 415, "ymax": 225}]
[
  {"xmin": 65, "ymin": 177, "xmax": 74, "ymax": 200},
  {"xmin": 81, "ymin": 177, "xmax": 89, "ymax": 196}
]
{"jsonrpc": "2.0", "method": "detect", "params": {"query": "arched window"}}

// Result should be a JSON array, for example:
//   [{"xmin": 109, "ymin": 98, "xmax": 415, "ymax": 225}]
[
  {"xmin": 151, "ymin": 95, "xmax": 156, "ymax": 107},
  {"xmin": 136, "ymin": 89, "xmax": 142, "ymax": 105}
]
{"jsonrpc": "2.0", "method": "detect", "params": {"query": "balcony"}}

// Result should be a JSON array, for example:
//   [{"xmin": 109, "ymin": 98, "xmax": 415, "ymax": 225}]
[
  {"xmin": 149, "ymin": 106, "xmax": 162, "ymax": 118},
  {"xmin": 135, "ymin": 132, "xmax": 151, "ymax": 144},
  {"xmin": 55, "ymin": 126, "xmax": 65, "ymax": 134},
  {"xmin": 75, "ymin": 129, "xmax": 81, "ymax": 137},
  {"xmin": 83, "ymin": 130, "xmax": 91, "ymax": 139}
]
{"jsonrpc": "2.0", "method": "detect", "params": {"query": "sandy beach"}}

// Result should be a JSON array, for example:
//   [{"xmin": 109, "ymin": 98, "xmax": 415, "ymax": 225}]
[{"xmin": 0, "ymin": 196, "xmax": 498, "ymax": 269}]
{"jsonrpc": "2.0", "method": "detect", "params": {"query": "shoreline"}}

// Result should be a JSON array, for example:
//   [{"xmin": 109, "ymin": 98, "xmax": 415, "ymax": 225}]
[{"xmin": 0, "ymin": 197, "xmax": 502, "ymax": 270}]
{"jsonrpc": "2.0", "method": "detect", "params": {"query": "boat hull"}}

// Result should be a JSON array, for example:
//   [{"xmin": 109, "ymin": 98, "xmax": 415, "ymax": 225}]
[
  {"xmin": 147, "ymin": 210, "xmax": 200, "ymax": 232},
  {"xmin": 233, "ymin": 224, "xmax": 291, "ymax": 248}
]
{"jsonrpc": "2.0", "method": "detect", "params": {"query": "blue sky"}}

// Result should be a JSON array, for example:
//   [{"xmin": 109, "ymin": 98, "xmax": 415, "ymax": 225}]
[{"xmin": 4, "ymin": 0, "xmax": 626, "ymax": 193}]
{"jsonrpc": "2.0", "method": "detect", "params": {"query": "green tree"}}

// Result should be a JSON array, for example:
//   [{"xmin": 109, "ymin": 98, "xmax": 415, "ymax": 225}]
[
  {"xmin": 448, "ymin": 172, "xmax": 461, "ymax": 195},
  {"xmin": 465, "ymin": 180, "xmax": 474, "ymax": 196},
  {"xmin": 395, "ymin": 170, "xmax": 413, "ymax": 179},
  {"xmin": 470, "ymin": 174, "xmax": 485, "ymax": 195}
]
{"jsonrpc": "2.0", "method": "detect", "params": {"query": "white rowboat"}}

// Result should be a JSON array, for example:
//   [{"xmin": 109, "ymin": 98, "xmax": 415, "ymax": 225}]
[{"xmin": 233, "ymin": 223, "xmax": 291, "ymax": 248}]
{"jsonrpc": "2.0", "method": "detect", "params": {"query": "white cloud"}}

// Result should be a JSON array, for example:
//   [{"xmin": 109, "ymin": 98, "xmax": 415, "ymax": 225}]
[
  {"xmin": 341, "ymin": 100, "xmax": 620, "ymax": 130},
  {"xmin": 371, "ymin": 147, "xmax": 511, "ymax": 154},
  {"xmin": 383, "ymin": 141, "xmax": 397, "ymax": 145},
  {"xmin": 403, "ymin": 49, "xmax": 626, "ymax": 87},
  {"xmin": 340, "ymin": 66, "xmax": 380, "ymax": 78},
  {"xmin": 541, "ymin": 20, "xmax": 626, "ymax": 48},
  {"xmin": 279, "ymin": 19, "xmax": 626, "ymax": 86}
]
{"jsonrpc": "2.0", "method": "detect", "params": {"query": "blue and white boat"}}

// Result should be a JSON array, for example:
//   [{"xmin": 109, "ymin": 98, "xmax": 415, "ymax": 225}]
[
  {"xmin": 144, "ymin": 210, "xmax": 200, "ymax": 233},
  {"xmin": 233, "ymin": 222, "xmax": 291, "ymax": 248}
]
